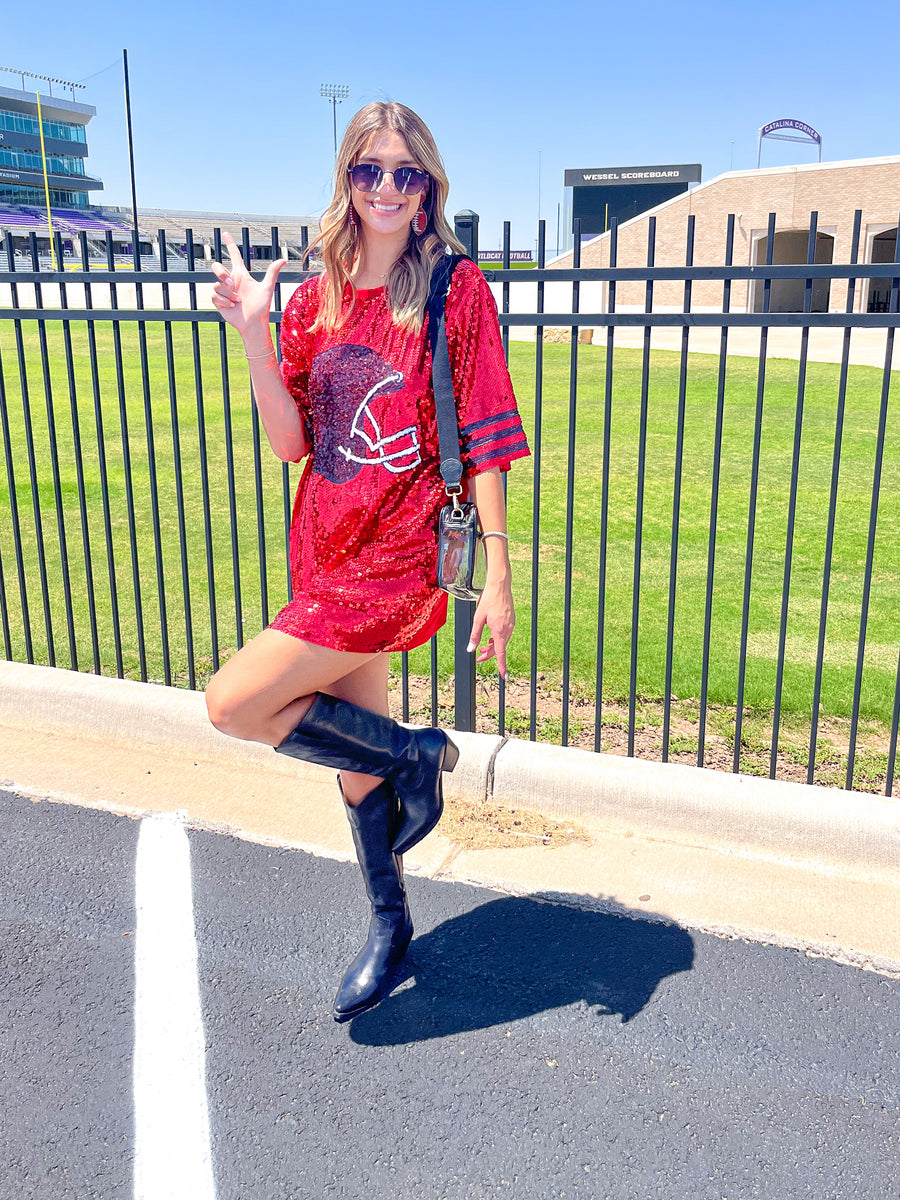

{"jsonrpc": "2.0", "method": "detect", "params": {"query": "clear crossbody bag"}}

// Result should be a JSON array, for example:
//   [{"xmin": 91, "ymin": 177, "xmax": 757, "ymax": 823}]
[
  {"xmin": 436, "ymin": 494, "xmax": 487, "ymax": 601},
  {"xmin": 428, "ymin": 255, "xmax": 485, "ymax": 602}
]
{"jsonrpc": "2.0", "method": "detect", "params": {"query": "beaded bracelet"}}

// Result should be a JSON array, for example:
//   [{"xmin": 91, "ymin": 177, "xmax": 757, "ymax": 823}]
[{"xmin": 481, "ymin": 531, "xmax": 510, "ymax": 540}]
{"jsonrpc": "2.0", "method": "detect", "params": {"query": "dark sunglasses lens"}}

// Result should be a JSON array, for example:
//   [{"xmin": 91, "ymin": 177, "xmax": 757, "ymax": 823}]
[
  {"xmin": 394, "ymin": 167, "xmax": 429, "ymax": 195},
  {"xmin": 349, "ymin": 164, "xmax": 381, "ymax": 191}
]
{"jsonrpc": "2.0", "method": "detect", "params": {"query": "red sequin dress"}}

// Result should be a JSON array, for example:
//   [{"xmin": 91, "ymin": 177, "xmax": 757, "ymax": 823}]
[{"xmin": 268, "ymin": 258, "xmax": 530, "ymax": 653}]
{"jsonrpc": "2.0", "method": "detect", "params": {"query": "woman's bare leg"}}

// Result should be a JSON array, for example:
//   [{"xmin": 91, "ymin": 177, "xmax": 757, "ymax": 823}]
[
  {"xmin": 204, "ymin": 628, "xmax": 379, "ymax": 745},
  {"xmin": 204, "ymin": 629, "xmax": 391, "ymax": 806}
]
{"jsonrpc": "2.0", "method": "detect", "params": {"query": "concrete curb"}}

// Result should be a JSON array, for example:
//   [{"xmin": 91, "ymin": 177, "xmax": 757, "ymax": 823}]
[
  {"xmin": 1, "ymin": 661, "xmax": 897, "ymax": 885},
  {"xmin": 491, "ymin": 738, "xmax": 899, "ymax": 882}
]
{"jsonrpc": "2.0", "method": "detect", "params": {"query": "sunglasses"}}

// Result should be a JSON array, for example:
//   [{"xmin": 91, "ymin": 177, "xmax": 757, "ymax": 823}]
[{"xmin": 347, "ymin": 163, "xmax": 430, "ymax": 196}]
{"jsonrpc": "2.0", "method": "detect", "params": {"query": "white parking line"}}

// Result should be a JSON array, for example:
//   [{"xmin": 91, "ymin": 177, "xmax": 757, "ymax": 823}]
[{"xmin": 133, "ymin": 812, "xmax": 216, "ymax": 1200}]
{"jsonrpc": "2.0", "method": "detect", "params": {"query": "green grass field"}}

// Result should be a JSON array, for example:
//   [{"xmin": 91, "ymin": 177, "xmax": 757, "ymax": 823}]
[
  {"xmin": 1, "ymin": 318, "xmax": 899, "ymax": 730},
  {"xmin": 478, "ymin": 261, "xmax": 536, "ymax": 272}
]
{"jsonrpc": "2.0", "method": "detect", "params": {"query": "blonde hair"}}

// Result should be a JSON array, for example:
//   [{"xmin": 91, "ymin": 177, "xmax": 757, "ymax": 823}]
[{"xmin": 308, "ymin": 101, "xmax": 465, "ymax": 333}]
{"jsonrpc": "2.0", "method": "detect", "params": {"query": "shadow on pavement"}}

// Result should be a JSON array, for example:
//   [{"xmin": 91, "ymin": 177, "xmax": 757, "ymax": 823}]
[{"xmin": 350, "ymin": 894, "xmax": 694, "ymax": 1045}]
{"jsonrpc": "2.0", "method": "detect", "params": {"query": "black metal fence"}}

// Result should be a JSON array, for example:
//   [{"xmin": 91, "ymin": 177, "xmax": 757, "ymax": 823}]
[{"xmin": 1, "ymin": 212, "xmax": 899, "ymax": 795}]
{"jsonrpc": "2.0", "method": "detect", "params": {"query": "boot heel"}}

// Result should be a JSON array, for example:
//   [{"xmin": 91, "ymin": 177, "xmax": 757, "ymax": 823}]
[{"xmin": 442, "ymin": 736, "xmax": 459, "ymax": 772}]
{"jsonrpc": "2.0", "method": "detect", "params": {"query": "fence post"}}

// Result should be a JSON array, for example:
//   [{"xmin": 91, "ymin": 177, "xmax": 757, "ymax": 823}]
[{"xmin": 452, "ymin": 210, "xmax": 479, "ymax": 732}]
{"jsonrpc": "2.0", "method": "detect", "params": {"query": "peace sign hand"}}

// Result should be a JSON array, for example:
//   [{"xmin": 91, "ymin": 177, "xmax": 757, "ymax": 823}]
[{"xmin": 210, "ymin": 232, "xmax": 286, "ymax": 337}]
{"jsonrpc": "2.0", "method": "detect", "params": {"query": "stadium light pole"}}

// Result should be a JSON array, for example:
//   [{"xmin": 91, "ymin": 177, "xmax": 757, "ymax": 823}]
[{"xmin": 320, "ymin": 83, "xmax": 349, "ymax": 159}]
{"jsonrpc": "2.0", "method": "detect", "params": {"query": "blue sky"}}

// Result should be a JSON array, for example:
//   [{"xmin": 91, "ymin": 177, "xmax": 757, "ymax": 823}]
[{"xmin": 4, "ymin": 0, "xmax": 899, "ymax": 253}]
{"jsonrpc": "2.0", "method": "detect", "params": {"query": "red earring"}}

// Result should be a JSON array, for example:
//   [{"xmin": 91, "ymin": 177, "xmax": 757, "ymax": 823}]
[
  {"xmin": 348, "ymin": 204, "xmax": 357, "ymax": 231},
  {"xmin": 411, "ymin": 204, "xmax": 427, "ymax": 236}
]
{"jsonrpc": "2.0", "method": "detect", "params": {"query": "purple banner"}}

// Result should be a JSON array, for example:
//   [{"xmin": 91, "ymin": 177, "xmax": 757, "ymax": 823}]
[{"xmin": 760, "ymin": 119, "xmax": 821, "ymax": 143}]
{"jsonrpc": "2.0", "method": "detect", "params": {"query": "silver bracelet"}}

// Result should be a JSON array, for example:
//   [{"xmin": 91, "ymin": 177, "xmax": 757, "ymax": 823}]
[
  {"xmin": 245, "ymin": 349, "xmax": 277, "ymax": 360},
  {"xmin": 481, "ymin": 530, "xmax": 509, "ymax": 541}
]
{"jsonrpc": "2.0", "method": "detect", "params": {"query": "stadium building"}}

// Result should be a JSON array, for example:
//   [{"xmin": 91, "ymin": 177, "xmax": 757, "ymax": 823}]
[
  {"xmin": 0, "ymin": 70, "xmax": 318, "ymax": 268},
  {"xmin": 0, "ymin": 75, "xmax": 102, "ymax": 211}
]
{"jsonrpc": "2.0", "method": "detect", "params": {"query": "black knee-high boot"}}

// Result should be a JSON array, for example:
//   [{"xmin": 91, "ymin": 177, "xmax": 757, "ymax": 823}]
[
  {"xmin": 333, "ymin": 779, "xmax": 413, "ymax": 1023},
  {"xmin": 275, "ymin": 692, "xmax": 458, "ymax": 855}
]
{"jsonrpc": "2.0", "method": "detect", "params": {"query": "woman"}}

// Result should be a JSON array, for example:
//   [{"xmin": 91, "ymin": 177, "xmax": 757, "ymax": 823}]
[{"xmin": 205, "ymin": 101, "xmax": 529, "ymax": 1022}]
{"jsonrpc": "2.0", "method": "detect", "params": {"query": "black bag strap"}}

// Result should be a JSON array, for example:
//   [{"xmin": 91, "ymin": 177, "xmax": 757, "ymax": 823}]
[{"xmin": 426, "ymin": 254, "xmax": 469, "ymax": 495}]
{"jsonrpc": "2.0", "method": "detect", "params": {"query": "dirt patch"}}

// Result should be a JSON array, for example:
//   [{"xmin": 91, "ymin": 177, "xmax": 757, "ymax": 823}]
[{"xmin": 439, "ymin": 796, "xmax": 589, "ymax": 852}]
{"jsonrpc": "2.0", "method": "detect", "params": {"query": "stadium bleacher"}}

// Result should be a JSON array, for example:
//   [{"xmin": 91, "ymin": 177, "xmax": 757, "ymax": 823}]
[
  {"xmin": 0, "ymin": 205, "xmax": 47, "ymax": 229},
  {"xmin": 0, "ymin": 205, "xmax": 133, "ymax": 234},
  {"xmin": 44, "ymin": 207, "xmax": 132, "ymax": 233},
  {"xmin": 0, "ymin": 202, "xmax": 320, "ymax": 270}
]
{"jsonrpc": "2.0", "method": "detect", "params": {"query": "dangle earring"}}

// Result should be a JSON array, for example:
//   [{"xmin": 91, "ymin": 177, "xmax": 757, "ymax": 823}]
[
  {"xmin": 348, "ymin": 204, "xmax": 358, "ymax": 232},
  {"xmin": 411, "ymin": 204, "xmax": 427, "ymax": 236}
]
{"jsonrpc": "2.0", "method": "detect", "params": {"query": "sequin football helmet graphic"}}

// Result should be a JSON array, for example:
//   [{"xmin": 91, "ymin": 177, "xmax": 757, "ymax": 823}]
[{"xmin": 309, "ymin": 344, "xmax": 422, "ymax": 484}]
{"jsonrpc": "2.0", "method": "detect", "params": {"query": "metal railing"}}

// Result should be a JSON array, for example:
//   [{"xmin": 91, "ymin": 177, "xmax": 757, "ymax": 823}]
[{"xmin": 1, "ymin": 212, "xmax": 899, "ymax": 795}]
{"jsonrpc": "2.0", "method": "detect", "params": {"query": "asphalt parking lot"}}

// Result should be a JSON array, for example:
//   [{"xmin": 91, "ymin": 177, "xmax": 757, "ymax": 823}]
[{"xmin": 2, "ymin": 787, "xmax": 898, "ymax": 1200}]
